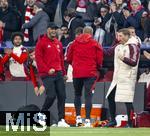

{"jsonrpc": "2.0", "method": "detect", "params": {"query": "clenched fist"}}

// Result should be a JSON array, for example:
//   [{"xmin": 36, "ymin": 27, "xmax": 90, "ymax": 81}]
[{"xmin": 48, "ymin": 68, "xmax": 55, "ymax": 75}]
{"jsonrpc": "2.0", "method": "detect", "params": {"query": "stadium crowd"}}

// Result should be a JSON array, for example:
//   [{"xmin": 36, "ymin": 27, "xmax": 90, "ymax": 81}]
[{"xmin": 0, "ymin": 0, "xmax": 150, "ymax": 128}]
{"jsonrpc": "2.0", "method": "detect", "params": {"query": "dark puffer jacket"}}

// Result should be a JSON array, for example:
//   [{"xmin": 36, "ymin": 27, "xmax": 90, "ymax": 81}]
[{"xmin": 0, "ymin": 7, "xmax": 20, "ymax": 41}]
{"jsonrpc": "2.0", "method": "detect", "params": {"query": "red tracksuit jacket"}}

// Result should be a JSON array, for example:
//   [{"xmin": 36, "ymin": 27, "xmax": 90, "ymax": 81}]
[
  {"xmin": 0, "ymin": 49, "xmax": 38, "ymax": 88},
  {"xmin": 35, "ymin": 35, "xmax": 66, "ymax": 77},
  {"xmin": 66, "ymin": 33, "xmax": 103, "ymax": 78}
]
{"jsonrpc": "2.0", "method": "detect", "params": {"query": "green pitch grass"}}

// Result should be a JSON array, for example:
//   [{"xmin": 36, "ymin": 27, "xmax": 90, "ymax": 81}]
[
  {"xmin": 0, "ymin": 126, "xmax": 150, "ymax": 136},
  {"xmin": 0, "ymin": 126, "xmax": 50, "ymax": 136},
  {"xmin": 50, "ymin": 127, "xmax": 150, "ymax": 136}
]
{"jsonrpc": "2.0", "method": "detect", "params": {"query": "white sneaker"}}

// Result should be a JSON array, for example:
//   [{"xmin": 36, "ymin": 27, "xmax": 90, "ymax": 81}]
[
  {"xmin": 76, "ymin": 116, "xmax": 83, "ymax": 127},
  {"xmin": 57, "ymin": 119, "xmax": 70, "ymax": 127},
  {"xmin": 84, "ymin": 119, "xmax": 91, "ymax": 127},
  {"xmin": 51, "ymin": 124, "xmax": 57, "ymax": 127}
]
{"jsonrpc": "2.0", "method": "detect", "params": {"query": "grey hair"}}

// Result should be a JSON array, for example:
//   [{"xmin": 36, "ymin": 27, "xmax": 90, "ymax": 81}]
[{"xmin": 83, "ymin": 26, "xmax": 93, "ymax": 35}]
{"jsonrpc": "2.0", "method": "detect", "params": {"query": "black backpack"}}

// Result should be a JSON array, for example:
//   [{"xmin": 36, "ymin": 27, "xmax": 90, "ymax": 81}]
[{"xmin": 17, "ymin": 104, "xmax": 40, "ymax": 112}]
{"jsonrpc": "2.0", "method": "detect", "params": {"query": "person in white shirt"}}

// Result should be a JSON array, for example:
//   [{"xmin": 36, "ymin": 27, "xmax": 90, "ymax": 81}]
[{"xmin": 138, "ymin": 68, "xmax": 150, "ymax": 87}]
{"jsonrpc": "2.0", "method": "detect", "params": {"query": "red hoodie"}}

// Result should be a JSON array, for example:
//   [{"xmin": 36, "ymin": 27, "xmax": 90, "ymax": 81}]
[
  {"xmin": 66, "ymin": 34, "xmax": 103, "ymax": 78},
  {"xmin": 35, "ymin": 35, "xmax": 66, "ymax": 77}
]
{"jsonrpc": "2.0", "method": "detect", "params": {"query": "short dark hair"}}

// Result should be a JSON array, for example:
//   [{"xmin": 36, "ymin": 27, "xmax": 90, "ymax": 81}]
[
  {"xmin": 11, "ymin": 32, "xmax": 24, "ymax": 43},
  {"xmin": 118, "ymin": 28, "xmax": 130, "ymax": 36},
  {"xmin": 99, "ymin": 5, "xmax": 109, "ymax": 11},
  {"xmin": 61, "ymin": 24, "xmax": 68, "ymax": 28},
  {"xmin": 47, "ymin": 22, "xmax": 58, "ymax": 29},
  {"xmin": 75, "ymin": 27, "xmax": 83, "ymax": 35},
  {"xmin": 64, "ymin": 8, "xmax": 76, "ymax": 18},
  {"xmin": 123, "ymin": 6, "xmax": 132, "ymax": 12}
]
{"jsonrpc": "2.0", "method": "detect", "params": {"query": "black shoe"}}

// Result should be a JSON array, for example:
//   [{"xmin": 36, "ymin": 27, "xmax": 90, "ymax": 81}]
[
  {"xmin": 104, "ymin": 121, "xmax": 117, "ymax": 127},
  {"xmin": 124, "ymin": 123, "xmax": 133, "ymax": 128}
]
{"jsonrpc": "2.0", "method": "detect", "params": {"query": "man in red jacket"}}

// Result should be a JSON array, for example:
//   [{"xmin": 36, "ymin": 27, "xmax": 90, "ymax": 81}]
[
  {"xmin": 66, "ymin": 26, "xmax": 103, "ymax": 127},
  {"xmin": 35, "ymin": 22, "xmax": 70, "ymax": 127}
]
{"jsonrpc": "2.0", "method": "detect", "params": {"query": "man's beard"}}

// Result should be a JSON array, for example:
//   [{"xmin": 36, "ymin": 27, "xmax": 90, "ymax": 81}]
[
  {"xmin": 48, "ymin": 33, "xmax": 56, "ymax": 40},
  {"xmin": 14, "ymin": 43, "xmax": 22, "ymax": 47}
]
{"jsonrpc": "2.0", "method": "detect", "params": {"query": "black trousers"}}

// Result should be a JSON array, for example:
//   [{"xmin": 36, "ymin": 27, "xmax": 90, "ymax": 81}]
[
  {"xmin": 108, "ymin": 86, "xmax": 134, "ymax": 126},
  {"xmin": 41, "ymin": 72, "xmax": 66, "ymax": 121},
  {"xmin": 73, "ymin": 77, "xmax": 96, "ymax": 119}
]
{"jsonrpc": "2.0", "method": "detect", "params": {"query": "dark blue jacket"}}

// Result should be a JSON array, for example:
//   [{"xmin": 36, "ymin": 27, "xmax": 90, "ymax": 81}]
[
  {"xmin": 0, "ymin": 7, "xmax": 20, "ymax": 41},
  {"xmin": 124, "ymin": 9, "xmax": 145, "ymax": 40}
]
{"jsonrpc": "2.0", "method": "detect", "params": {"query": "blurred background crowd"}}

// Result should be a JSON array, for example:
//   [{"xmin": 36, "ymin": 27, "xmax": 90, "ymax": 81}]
[{"xmin": 0, "ymin": 0, "xmax": 149, "ymax": 83}]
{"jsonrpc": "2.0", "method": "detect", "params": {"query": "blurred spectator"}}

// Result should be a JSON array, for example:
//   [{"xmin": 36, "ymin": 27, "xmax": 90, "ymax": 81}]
[
  {"xmin": 47, "ymin": 0, "xmax": 64, "ymax": 27},
  {"xmin": 93, "ymin": 16, "xmax": 105, "ymax": 45},
  {"xmin": 143, "ymin": 0, "xmax": 150, "ymax": 44},
  {"xmin": 40, "ymin": 0, "xmax": 54, "ymax": 21},
  {"xmin": 22, "ymin": 1, "xmax": 49, "ymax": 45},
  {"xmin": 23, "ymin": 0, "xmax": 36, "ymax": 46},
  {"xmin": 54, "ymin": 0, "xmax": 70, "ymax": 27},
  {"xmin": 128, "ymin": 26, "xmax": 142, "ymax": 44},
  {"xmin": 144, "ymin": 50, "xmax": 150, "ymax": 60},
  {"xmin": 85, "ymin": 0, "xmax": 99, "ymax": 25},
  {"xmin": 93, "ymin": 5, "xmax": 109, "ymax": 45},
  {"xmin": 64, "ymin": 8, "xmax": 85, "ymax": 42},
  {"xmin": 138, "ymin": 68, "xmax": 150, "ymax": 87},
  {"xmin": 0, "ymin": 25, "xmax": 3, "ymax": 44},
  {"xmin": 122, "ymin": 6, "xmax": 132, "ymax": 20},
  {"xmin": 1, "ymin": 32, "xmax": 28, "ymax": 78},
  {"xmin": 28, "ymin": 49, "xmax": 45, "ymax": 96},
  {"xmin": 94, "ymin": 5, "xmax": 109, "ymax": 28},
  {"xmin": 59, "ymin": 25, "xmax": 70, "ymax": 52},
  {"xmin": 143, "ymin": 18, "xmax": 150, "ymax": 44},
  {"xmin": 67, "ymin": 0, "xmax": 98, "ymax": 25},
  {"xmin": 99, "ymin": 5, "xmax": 109, "ymax": 18},
  {"xmin": 55, "ymin": 27, "xmax": 62, "ymax": 39},
  {"xmin": 8, "ymin": 0, "xmax": 25, "ymax": 16},
  {"xmin": 141, "ymin": 0, "xmax": 149, "ymax": 9},
  {"xmin": 40, "ymin": 0, "xmax": 70, "ymax": 25},
  {"xmin": 1, "ymin": 32, "xmax": 43, "ymax": 95},
  {"xmin": 0, "ymin": 54, "xmax": 5, "ymax": 81},
  {"xmin": 114, "ymin": 0, "xmax": 127, "ymax": 13},
  {"xmin": 0, "ymin": 0, "xmax": 21, "ymax": 48},
  {"xmin": 6, "ymin": 0, "xmax": 23, "ymax": 29},
  {"xmin": 103, "ymin": 32, "xmax": 119, "ymax": 57},
  {"xmin": 28, "ymin": 49, "xmax": 37, "ymax": 67},
  {"xmin": 96, "ymin": 0, "xmax": 108, "ymax": 10},
  {"xmin": 101, "ymin": 2, "xmax": 124, "ymax": 46},
  {"xmin": 61, "ymin": 0, "xmax": 71, "ymax": 24},
  {"xmin": 67, "ymin": 0, "xmax": 87, "ymax": 13},
  {"xmin": 123, "ymin": 0, "xmax": 146, "ymax": 41}
]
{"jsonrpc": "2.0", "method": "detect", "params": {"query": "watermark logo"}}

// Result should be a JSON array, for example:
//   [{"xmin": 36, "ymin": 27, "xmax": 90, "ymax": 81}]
[{"xmin": 0, "ymin": 111, "xmax": 50, "ymax": 132}]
